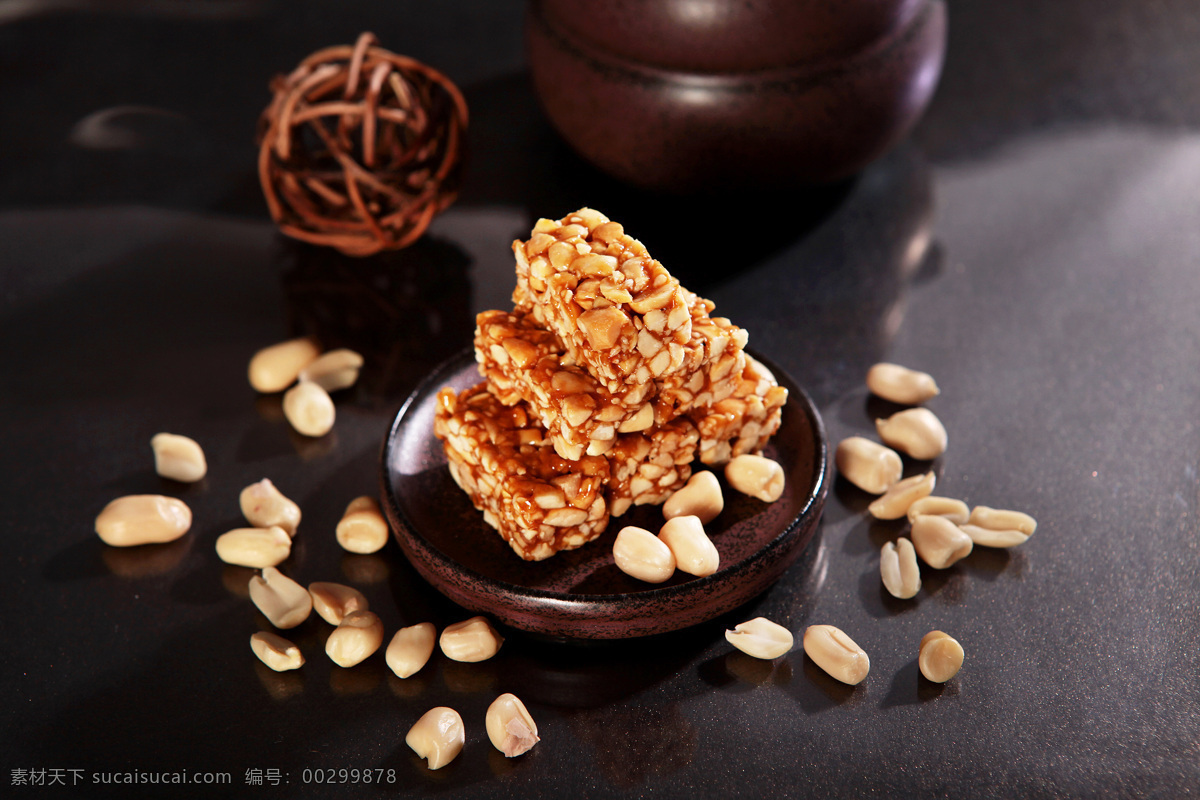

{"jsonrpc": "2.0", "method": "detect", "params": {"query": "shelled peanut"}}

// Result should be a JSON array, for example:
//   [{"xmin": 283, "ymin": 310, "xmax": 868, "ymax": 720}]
[{"xmin": 247, "ymin": 336, "xmax": 363, "ymax": 438}]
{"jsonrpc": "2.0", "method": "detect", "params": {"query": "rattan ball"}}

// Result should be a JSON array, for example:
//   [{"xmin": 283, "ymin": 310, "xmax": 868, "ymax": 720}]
[{"xmin": 258, "ymin": 32, "xmax": 468, "ymax": 256}]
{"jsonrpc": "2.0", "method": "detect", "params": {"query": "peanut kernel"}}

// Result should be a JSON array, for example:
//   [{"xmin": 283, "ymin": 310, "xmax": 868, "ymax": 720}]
[
  {"xmin": 386, "ymin": 622, "xmax": 436, "ymax": 679},
  {"xmin": 297, "ymin": 348, "xmax": 363, "ymax": 392},
  {"xmin": 960, "ymin": 524, "xmax": 1030, "ymax": 548},
  {"xmin": 906, "ymin": 496, "xmax": 970, "ymax": 525},
  {"xmin": 240, "ymin": 478, "xmax": 301, "ymax": 537},
  {"xmin": 965, "ymin": 506, "xmax": 1037, "ymax": 547},
  {"xmin": 880, "ymin": 538, "xmax": 921, "ymax": 599},
  {"xmin": 335, "ymin": 496, "xmax": 389, "ymax": 554},
  {"xmin": 249, "ymin": 567, "xmax": 312, "ymax": 629},
  {"xmin": 283, "ymin": 380, "xmax": 335, "ymax": 437},
  {"xmin": 910, "ymin": 515, "xmax": 973, "ymax": 569},
  {"xmin": 663, "ymin": 471, "xmax": 724, "ymax": 523},
  {"xmin": 486, "ymin": 693, "xmax": 540, "ymax": 757},
  {"xmin": 406, "ymin": 707, "xmax": 464, "ymax": 770},
  {"xmin": 577, "ymin": 307, "xmax": 629, "ymax": 350},
  {"xmin": 835, "ymin": 437, "xmax": 902, "ymax": 494},
  {"xmin": 95, "ymin": 495, "xmax": 192, "ymax": 547},
  {"xmin": 866, "ymin": 363, "xmax": 940, "ymax": 405},
  {"xmin": 724, "ymin": 455, "xmax": 785, "ymax": 503},
  {"xmin": 150, "ymin": 433, "xmax": 207, "ymax": 483},
  {"xmin": 248, "ymin": 337, "xmax": 320, "ymax": 393},
  {"xmin": 325, "ymin": 610, "xmax": 384, "ymax": 667},
  {"xmin": 919, "ymin": 630, "xmax": 964, "ymax": 682},
  {"xmin": 439, "ymin": 616, "xmax": 503, "ymax": 663},
  {"xmin": 215, "ymin": 526, "xmax": 291, "ymax": 568},
  {"xmin": 250, "ymin": 631, "xmax": 304, "ymax": 672},
  {"xmin": 868, "ymin": 472, "xmax": 936, "ymax": 520},
  {"xmin": 612, "ymin": 526, "xmax": 676, "ymax": 583},
  {"xmin": 725, "ymin": 617, "xmax": 794, "ymax": 660},
  {"xmin": 658, "ymin": 516, "xmax": 719, "ymax": 577},
  {"xmin": 875, "ymin": 407, "xmax": 948, "ymax": 460},
  {"xmin": 803, "ymin": 624, "xmax": 870, "ymax": 685},
  {"xmin": 308, "ymin": 581, "xmax": 369, "ymax": 625},
  {"xmin": 617, "ymin": 403, "xmax": 654, "ymax": 433}
]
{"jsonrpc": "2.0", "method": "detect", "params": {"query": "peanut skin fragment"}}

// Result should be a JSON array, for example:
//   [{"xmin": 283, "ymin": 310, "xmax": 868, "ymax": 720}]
[{"xmin": 486, "ymin": 693, "xmax": 540, "ymax": 757}]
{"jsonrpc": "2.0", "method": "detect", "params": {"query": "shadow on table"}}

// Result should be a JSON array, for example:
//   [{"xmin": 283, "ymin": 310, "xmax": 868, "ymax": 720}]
[
  {"xmin": 275, "ymin": 233, "xmax": 474, "ymax": 409},
  {"xmin": 455, "ymin": 71, "xmax": 859, "ymax": 294}
]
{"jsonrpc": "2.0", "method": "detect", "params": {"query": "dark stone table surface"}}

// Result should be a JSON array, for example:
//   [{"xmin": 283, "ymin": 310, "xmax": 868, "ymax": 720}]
[{"xmin": 2, "ymin": 2, "xmax": 1197, "ymax": 797}]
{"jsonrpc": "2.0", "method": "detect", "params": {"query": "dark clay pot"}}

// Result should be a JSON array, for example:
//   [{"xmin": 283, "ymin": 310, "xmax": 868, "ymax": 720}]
[{"xmin": 526, "ymin": 0, "xmax": 946, "ymax": 192}]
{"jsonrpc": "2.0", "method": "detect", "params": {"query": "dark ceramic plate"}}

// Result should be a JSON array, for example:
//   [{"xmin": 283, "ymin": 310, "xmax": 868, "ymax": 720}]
[{"xmin": 379, "ymin": 348, "xmax": 828, "ymax": 639}]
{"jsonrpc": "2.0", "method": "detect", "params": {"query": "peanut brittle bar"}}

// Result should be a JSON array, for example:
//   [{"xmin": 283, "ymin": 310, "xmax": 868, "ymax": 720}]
[
  {"xmin": 662, "ymin": 293, "xmax": 749, "ymax": 418},
  {"xmin": 438, "ymin": 207, "xmax": 790, "ymax": 561},
  {"xmin": 691, "ymin": 355, "xmax": 788, "ymax": 466},
  {"xmin": 433, "ymin": 383, "xmax": 610, "ymax": 561},
  {"xmin": 475, "ymin": 302, "xmax": 746, "ymax": 461},
  {"xmin": 474, "ymin": 309, "xmax": 653, "ymax": 461},
  {"xmin": 606, "ymin": 417, "xmax": 700, "ymax": 518},
  {"xmin": 511, "ymin": 208, "xmax": 748, "ymax": 391}
]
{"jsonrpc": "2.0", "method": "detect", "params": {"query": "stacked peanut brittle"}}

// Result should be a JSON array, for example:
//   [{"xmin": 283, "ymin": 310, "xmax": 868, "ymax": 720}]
[{"xmin": 434, "ymin": 209, "xmax": 788, "ymax": 561}]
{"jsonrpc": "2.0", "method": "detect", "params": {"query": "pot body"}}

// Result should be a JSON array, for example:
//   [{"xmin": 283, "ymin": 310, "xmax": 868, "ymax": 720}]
[{"xmin": 527, "ymin": 0, "xmax": 946, "ymax": 191}]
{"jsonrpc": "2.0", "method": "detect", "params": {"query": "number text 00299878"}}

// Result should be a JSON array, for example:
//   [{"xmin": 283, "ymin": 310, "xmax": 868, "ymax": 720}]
[{"xmin": 300, "ymin": 768, "xmax": 397, "ymax": 784}]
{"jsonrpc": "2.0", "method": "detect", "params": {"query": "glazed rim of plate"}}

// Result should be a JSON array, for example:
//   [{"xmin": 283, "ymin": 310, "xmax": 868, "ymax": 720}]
[{"xmin": 379, "ymin": 347, "xmax": 827, "ymax": 616}]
